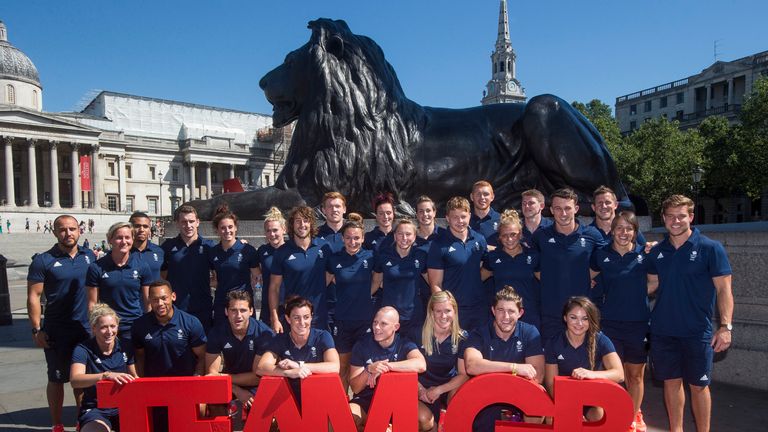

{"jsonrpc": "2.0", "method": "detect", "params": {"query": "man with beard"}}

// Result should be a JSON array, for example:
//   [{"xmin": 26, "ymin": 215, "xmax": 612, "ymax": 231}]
[
  {"xmin": 160, "ymin": 205, "xmax": 215, "ymax": 331},
  {"xmin": 348, "ymin": 307, "xmax": 426, "ymax": 431},
  {"xmin": 268, "ymin": 206, "xmax": 331, "ymax": 332},
  {"xmin": 27, "ymin": 215, "xmax": 97, "ymax": 432},
  {"xmin": 131, "ymin": 280, "xmax": 207, "ymax": 431},
  {"xmin": 532, "ymin": 188, "xmax": 606, "ymax": 341},
  {"xmin": 130, "ymin": 211, "xmax": 164, "ymax": 282}
]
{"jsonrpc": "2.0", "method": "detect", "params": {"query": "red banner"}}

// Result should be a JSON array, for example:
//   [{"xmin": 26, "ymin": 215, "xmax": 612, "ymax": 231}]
[{"xmin": 80, "ymin": 155, "xmax": 91, "ymax": 191}]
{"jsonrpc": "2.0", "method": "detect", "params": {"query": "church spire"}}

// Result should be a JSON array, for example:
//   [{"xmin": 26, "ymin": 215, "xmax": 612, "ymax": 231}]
[
  {"xmin": 482, "ymin": 0, "xmax": 526, "ymax": 105},
  {"xmin": 497, "ymin": 0, "xmax": 510, "ymax": 47}
]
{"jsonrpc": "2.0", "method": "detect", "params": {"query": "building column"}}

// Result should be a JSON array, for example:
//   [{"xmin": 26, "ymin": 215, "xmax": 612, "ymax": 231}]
[
  {"xmin": 205, "ymin": 163, "xmax": 212, "ymax": 199},
  {"xmin": 706, "ymin": 84, "xmax": 713, "ymax": 110},
  {"xmin": 188, "ymin": 162, "xmax": 197, "ymax": 200},
  {"xmin": 3, "ymin": 137, "xmax": 15, "ymax": 207},
  {"xmin": 243, "ymin": 169, "xmax": 250, "ymax": 188},
  {"xmin": 727, "ymin": 79, "xmax": 735, "ymax": 106},
  {"xmin": 91, "ymin": 145, "xmax": 100, "ymax": 210},
  {"xmin": 229, "ymin": 164, "xmax": 235, "ymax": 179},
  {"xmin": 49, "ymin": 141, "xmax": 60, "ymax": 208},
  {"xmin": 70, "ymin": 143, "xmax": 81, "ymax": 209},
  {"xmin": 117, "ymin": 155, "xmax": 126, "ymax": 212},
  {"xmin": 26, "ymin": 139, "xmax": 39, "ymax": 208}
]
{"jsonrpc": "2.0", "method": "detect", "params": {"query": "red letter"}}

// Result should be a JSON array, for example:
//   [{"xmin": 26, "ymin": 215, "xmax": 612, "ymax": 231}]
[
  {"xmin": 97, "ymin": 376, "xmax": 231, "ymax": 432},
  {"xmin": 363, "ymin": 373, "xmax": 419, "ymax": 432},
  {"xmin": 444, "ymin": 374, "xmax": 554, "ymax": 432},
  {"xmin": 552, "ymin": 377, "xmax": 634, "ymax": 431},
  {"xmin": 244, "ymin": 375, "xmax": 356, "ymax": 432}
]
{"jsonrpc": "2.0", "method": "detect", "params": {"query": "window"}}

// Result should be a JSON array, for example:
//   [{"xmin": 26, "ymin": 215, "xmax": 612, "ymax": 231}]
[
  {"xmin": 493, "ymin": 63, "xmax": 497, "ymax": 74},
  {"xmin": 212, "ymin": 173, "xmax": 218, "ymax": 183},
  {"xmin": 172, "ymin": 167, "xmax": 179, "ymax": 182},
  {"xmin": 644, "ymin": 117, "xmax": 651, "ymax": 123},
  {"xmin": 107, "ymin": 194, "xmax": 118, "ymax": 212},
  {"xmin": 125, "ymin": 164, "xmax": 132, "ymax": 179},
  {"xmin": 710, "ymin": 86, "xmax": 715, "ymax": 98},
  {"xmin": 629, "ymin": 120, "xmax": 637, "ymax": 131},
  {"xmin": 265, "ymin": 174, "xmax": 270, "ymax": 186},
  {"xmin": 171, "ymin": 197, "xmax": 181, "ymax": 213},
  {"xmin": 6, "ymin": 84, "xmax": 15, "ymax": 104},
  {"xmin": 676, "ymin": 92, "xmax": 684, "ymax": 104},
  {"xmin": 661, "ymin": 113, "xmax": 668, "ymax": 119},
  {"xmin": 147, "ymin": 196, "xmax": 158, "ymax": 214},
  {"xmin": 644, "ymin": 101, "xmax": 652, "ymax": 112},
  {"xmin": 660, "ymin": 96, "xmax": 668, "ymax": 108},
  {"xmin": 62, "ymin": 157, "xmax": 70, "ymax": 171},
  {"xmin": 126, "ymin": 196, "xmax": 135, "ymax": 213},
  {"xmin": 149, "ymin": 166, "xmax": 156, "ymax": 180},
  {"xmin": 629, "ymin": 104, "xmax": 637, "ymax": 115},
  {"xmin": 32, "ymin": 90, "xmax": 38, "ymax": 109},
  {"xmin": 108, "ymin": 161, "xmax": 116, "ymax": 177}
]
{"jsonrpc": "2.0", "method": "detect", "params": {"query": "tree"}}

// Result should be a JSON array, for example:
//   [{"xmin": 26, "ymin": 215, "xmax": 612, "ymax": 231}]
[
  {"xmin": 736, "ymin": 75, "xmax": 768, "ymax": 196},
  {"xmin": 620, "ymin": 118, "xmax": 704, "ymax": 215},
  {"xmin": 571, "ymin": 99, "xmax": 623, "ymax": 159}
]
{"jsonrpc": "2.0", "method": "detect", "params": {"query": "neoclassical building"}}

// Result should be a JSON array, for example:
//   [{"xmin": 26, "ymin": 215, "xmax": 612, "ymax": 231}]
[{"xmin": 0, "ymin": 20, "xmax": 287, "ymax": 222}]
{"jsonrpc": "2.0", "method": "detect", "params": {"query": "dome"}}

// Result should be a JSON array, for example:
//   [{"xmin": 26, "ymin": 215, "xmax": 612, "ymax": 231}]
[{"xmin": 0, "ymin": 21, "xmax": 41, "ymax": 86}]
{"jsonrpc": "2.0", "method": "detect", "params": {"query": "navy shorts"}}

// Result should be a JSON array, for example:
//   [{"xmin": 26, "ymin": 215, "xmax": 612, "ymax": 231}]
[
  {"xmin": 650, "ymin": 333, "xmax": 713, "ymax": 386},
  {"xmin": 602, "ymin": 320, "xmax": 648, "ymax": 364},
  {"xmin": 421, "ymin": 393, "xmax": 449, "ymax": 423},
  {"xmin": 540, "ymin": 315, "xmax": 564, "ymax": 343},
  {"xmin": 458, "ymin": 305, "xmax": 490, "ymax": 333},
  {"xmin": 350, "ymin": 394, "xmax": 373, "ymax": 414},
  {"xmin": 332, "ymin": 320, "xmax": 371, "ymax": 353},
  {"xmin": 43, "ymin": 324, "xmax": 89, "ymax": 383},
  {"xmin": 79, "ymin": 407, "xmax": 120, "ymax": 431}
]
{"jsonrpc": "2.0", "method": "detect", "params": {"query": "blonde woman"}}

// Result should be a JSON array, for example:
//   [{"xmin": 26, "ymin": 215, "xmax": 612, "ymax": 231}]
[
  {"xmin": 70, "ymin": 304, "xmax": 137, "ymax": 432},
  {"xmin": 256, "ymin": 207, "xmax": 287, "ymax": 327},
  {"xmin": 417, "ymin": 291, "xmax": 468, "ymax": 432}
]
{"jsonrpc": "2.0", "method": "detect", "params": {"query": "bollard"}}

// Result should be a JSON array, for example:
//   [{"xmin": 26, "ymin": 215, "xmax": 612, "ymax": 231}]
[{"xmin": 0, "ymin": 254, "xmax": 12, "ymax": 325}]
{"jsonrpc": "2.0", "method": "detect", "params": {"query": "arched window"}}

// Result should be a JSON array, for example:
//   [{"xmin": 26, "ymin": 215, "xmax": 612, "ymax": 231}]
[
  {"xmin": 32, "ymin": 90, "xmax": 38, "ymax": 108},
  {"xmin": 6, "ymin": 84, "xmax": 15, "ymax": 104}
]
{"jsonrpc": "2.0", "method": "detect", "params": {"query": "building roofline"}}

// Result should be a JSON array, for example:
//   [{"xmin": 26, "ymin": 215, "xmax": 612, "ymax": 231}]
[
  {"xmin": 616, "ymin": 49, "xmax": 768, "ymax": 104},
  {"xmin": 80, "ymin": 90, "xmax": 272, "ymax": 117}
]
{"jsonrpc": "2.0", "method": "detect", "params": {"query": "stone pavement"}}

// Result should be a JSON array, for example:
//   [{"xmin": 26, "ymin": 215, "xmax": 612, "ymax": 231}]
[{"xmin": 1, "ymin": 234, "xmax": 766, "ymax": 431}]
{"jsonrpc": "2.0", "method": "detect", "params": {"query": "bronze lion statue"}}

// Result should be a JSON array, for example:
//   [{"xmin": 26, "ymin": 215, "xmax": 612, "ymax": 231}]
[{"xmin": 190, "ymin": 18, "xmax": 630, "ymax": 218}]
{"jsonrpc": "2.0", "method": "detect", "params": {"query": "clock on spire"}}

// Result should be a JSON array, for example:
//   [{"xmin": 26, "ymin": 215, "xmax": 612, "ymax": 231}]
[{"xmin": 481, "ymin": 0, "xmax": 526, "ymax": 105}]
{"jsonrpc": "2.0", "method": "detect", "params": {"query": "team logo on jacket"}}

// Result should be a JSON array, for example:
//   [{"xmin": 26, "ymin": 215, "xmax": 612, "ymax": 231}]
[
  {"xmin": 123, "ymin": 352, "xmax": 128, "ymax": 363},
  {"xmin": 84, "ymin": 255, "xmax": 91, "ymax": 264},
  {"xmin": 171, "ymin": 246, "xmax": 178, "ymax": 252},
  {"xmin": 548, "ymin": 238, "xmax": 556, "ymax": 244},
  {"xmin": 414, "ymin": 259, "xmax": 420, "ymax": 269},
  {"xmin": 199, "ymin": 246, "xmax": 204, "ymax": 254},
  {"xmin": 363, "ymin": 260, "xmax": 368, "ymax": 269},
  {"xmin": 311, "ymin": 347, "xmax": 317, "ymax": 358},
  {"xmin": 95, "ymin": 357, "xmax": 102, "ymax": 364},
  {"xmin": 448, "ymin": 246, "xmax": 456, "ymax": 253},
  {"xmin": 318, "ymin": 249, "xmax": 324, "ymax": 258},
  {"xmin": 474, "ymin": 242, "xmax": 480, "ymax": 251},
  {"xmin": 249, "ymin": 340, "xmax": 254, "ymax": 351},
  {"xmin": 493, "ymin": 222, "xmax": 498, "ymax": 230},
  {"xmin": 495, "ymin": 258, "xmax": 502, "ymax": 264},
  {"xmin": 636, "ymin": 255, "xmax": 644, "ymax": 264},
  {"xmin": 132, "ymin": 270, "xmax": 139, "ymax": 279},
  {"xmin": 689, "ymin": 250, "xmax": 698, "ymax": 262},
  {"xmin": 177, "ymin": 329, "xmax": 185, "ymax": 340},
  {"xmin": 526, "ymin": 255, "xmax": 532, "ymax": 265},
  {"xmin": 101, "ymin": 273, "xmax": 109, "ymax": 279},
  {"xmin": 335, "ymin": 264, "xmax": 342, "ymax": 269},
  {"xmin": 579, "ymin": 238, "xmax": 586, "ymax": 248},
  {"xmin": 237, "ymin": 253, "xmax": 243, "ymax": 263},
  {"xmin": 516, "ymin": 340, "xmax": 523, "ymax": 352},
  {"xmin": 657, "ymin": 252, "xmax": 664, "ymax": 259},
  {"xmin": 153, "ymin": 253, "xmax": 158, "ymax": 262}
]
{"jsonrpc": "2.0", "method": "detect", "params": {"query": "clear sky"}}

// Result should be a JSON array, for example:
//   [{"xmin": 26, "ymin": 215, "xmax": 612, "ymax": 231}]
[{"xmin": 3, "ymin": 0, "xmax": 767, "ymax": 116}]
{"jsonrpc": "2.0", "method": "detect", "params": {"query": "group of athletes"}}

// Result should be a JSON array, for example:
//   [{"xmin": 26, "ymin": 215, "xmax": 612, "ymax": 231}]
[{"xmin": 26, "ymin": 181, "xmax": 734, "ymax": 432}]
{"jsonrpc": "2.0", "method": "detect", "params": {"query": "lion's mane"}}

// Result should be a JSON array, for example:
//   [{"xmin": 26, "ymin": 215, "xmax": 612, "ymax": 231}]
[{"xmin": 278, "ymin": 19, "xmax": 425, "ymax": 210}]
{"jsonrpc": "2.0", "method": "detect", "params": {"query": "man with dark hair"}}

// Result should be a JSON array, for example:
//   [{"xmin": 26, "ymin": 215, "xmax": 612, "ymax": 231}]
[
  {"xmin": 130, "ymin": 211, "xmax": 164, "ymax": 282},
  {"xmin": 160, "ymin": 205, "xmax": 215, "ymax": 331},
  {"xmin": 268, "ymin": 206, "xmax": 331, "ymax": 332},
  {"xmin": 205, "ymin": 291, "xmax": 274, "ymax": 416},
  {"xmin": 646, "ymin": 195, "xmax": 733, "ymax": 432},
  {"xmin": 131, "ymin": 280, "xmax": 207, "ymax": 431},
  {"xmin": 532, "ymin": 188, "xmax": 606, "ymax": 341},
  {"xmin": 27, "ymin": 214, "xmax": 97, "ymax": 432}
]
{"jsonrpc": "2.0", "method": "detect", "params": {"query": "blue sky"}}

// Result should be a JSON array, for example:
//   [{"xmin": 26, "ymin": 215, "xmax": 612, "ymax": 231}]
[{"xmin": 4, "ymin": 0, "xmax": 766, "ymax": 116}]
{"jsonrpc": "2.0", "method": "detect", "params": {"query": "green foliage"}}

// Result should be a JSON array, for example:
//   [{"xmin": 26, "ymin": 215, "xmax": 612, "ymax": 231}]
[
  {"xmin": 736, "ymin": 75, "xmax": 768, "ymax": 195},
  {"xmin": 571, "ymin": 99, "xmax": 624, "ymax": 172},
  {"xmin": 621, "ymin": 118, "xmax": 704, "ymax": 214}
]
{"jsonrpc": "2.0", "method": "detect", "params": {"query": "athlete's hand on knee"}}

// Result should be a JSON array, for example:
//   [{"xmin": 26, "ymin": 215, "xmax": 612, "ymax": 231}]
[{"xmin": 32, "ymin": 330, "xmax": 49, "ymax": 349}]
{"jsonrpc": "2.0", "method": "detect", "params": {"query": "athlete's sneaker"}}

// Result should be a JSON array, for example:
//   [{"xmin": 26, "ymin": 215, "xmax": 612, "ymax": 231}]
[
  {"xmin": 227, "ymin": 400, "xmax": 239, "ymax": 418},
  {"xmin": 51, "ymin": 425, "xmax": 65, "ymax": 432},
  {"xmin": 635, "ymin": 410, "xmax": 647, "ymax": 432}
]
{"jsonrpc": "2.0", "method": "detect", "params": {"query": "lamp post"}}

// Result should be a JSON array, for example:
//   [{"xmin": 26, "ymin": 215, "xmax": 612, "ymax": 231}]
[
  {"xmin": 158, "ymin": 170, "xmax": 163, "ymax": 218},
  {"xmin": 692, "ymin": 165, "xmax": 704, "ymax": 214}
]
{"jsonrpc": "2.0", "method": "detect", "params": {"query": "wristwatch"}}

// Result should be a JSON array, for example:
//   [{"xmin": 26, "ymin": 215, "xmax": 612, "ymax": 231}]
[
  {"xmin": 721, "ymin": 323, "xmax": 733, "ymax": 331},
  {"xmin": 32, "ymin": 327, "xmax": 41, "ymax": 335}
]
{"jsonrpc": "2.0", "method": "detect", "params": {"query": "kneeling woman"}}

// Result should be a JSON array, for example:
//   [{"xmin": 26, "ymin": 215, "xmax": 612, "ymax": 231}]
[
  {"xmin": 70, "ymin": 304, "xmax": 137, "ymax": 432},
  {"xmin": 417, "ymin": 291, "xmax": 469, "ymax": 432},
  {"xmin": 544, "ymin": 297, "xmax": 624, "ymax": 422},
  {"xmin": 256, "ymin": 296, "xmax": 340, "ymax": 406}
]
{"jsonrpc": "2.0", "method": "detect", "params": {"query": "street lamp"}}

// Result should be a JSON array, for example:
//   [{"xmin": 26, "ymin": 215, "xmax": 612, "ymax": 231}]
[
  {"xmin": 692, "ymin": 165, "xmax": 704, "ymax": 214},
  {"xmin": 158, "ymin": 170, "xmax": 163, "ymax": 218}
]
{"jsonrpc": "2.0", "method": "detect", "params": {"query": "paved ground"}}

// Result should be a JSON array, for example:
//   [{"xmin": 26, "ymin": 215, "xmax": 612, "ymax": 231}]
[{"xmin": 1, "ymin": 233, "xmax": 766, "ymax": 431}]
